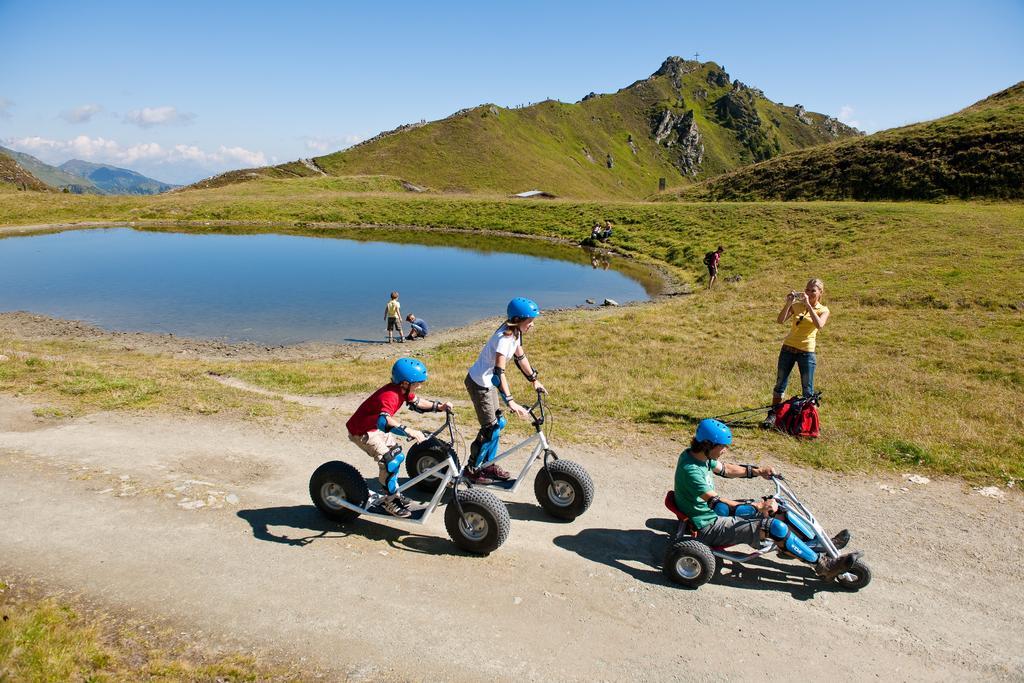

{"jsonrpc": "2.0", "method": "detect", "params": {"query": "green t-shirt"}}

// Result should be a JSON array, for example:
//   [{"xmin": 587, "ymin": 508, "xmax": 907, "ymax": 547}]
[{"xmin": 673, "ymin": 449, "xmax": 719, "ymax": 530}]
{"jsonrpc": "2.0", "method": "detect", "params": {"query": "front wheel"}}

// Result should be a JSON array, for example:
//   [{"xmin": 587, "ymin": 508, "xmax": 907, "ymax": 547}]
[
  {"xmin": 444, "ymin": 488, "xmax": 510, "ymax": 555},
  {"xmin": 309, "ymin": 461, "xmax": 369, "ymax": 523},
  {"xmin": 834, "ymin": 558, "xmax": 872, "ymax": 591},
  {"xmin": 533, "ymin": 458, "xmax": 594, "ymax": 521},
  {"xmin": 664, "ymin": 539, "xmax": 717, "ymax": 588}
]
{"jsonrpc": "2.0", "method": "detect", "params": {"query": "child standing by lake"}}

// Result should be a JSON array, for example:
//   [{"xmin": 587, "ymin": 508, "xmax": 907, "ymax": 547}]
[{"xmin": 385, "ymin": 291, "xmax": 403, "ymax": 343}]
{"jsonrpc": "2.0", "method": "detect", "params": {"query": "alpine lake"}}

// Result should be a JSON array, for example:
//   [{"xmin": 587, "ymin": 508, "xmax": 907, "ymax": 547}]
[{"xmin": 0, "ymin": 226, "xmax": 661, "ymax": 345}]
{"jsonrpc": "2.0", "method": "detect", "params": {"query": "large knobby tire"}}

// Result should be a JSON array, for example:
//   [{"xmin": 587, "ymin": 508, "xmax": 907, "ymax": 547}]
[
  {"xmin": 663, "ymin": 539, "xmax": 717, "ymax": 588},
  {"xmin": 834, "ymin": 558, "xmax": 872, "ymax": 591},
  {"xmin": 444, "ymin": 488, "xmax": 510, "ymax": 555},
  {"xmin": 309, "ymin": 461, "xmax": 369, "ymax": 523},
  {"xmin": 533, "ymin": 458, "xmax": 594, "ymax": 521},
  {"xmin": 404, "ymin": 438, "xmax": 449, "ymax": 493}
]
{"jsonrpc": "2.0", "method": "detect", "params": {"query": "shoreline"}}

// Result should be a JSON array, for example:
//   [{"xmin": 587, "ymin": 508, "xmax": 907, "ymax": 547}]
[{"xmin": 0, "ymin": 220, "xmax": 685, "ymax": 361}]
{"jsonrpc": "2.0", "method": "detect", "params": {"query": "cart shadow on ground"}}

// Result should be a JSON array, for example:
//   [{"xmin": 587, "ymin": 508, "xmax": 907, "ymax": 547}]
[
  {"xmin": 553, "ymin": 517, "xmax": 845, "ymax": 600},
  {"xmin": 236, "ymin": 504, "xmax": 461, "ymax": 557}
]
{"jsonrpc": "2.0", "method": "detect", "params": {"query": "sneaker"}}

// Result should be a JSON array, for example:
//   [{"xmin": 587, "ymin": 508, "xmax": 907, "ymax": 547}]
[
  {"xmin": 463, "ymin": 467, "xmax": 496, "ymax": 485},
  {"xmin": 814, "ymin": 551, "xmax": 859, "ymax": 580},
  {"xmin": 381, "ymin": 496, "xmax": 412, "ymax": 518},
  {"xmin": 760, "ymin": 411, "xmax": 777, "ymax": 430},
  {"xmin": 831, "ymin": 529, "xmax": 851, "ymax": 550},
  {"xmin": 481, "ymin": 463, "xmax": 512, "ymax": 481}
]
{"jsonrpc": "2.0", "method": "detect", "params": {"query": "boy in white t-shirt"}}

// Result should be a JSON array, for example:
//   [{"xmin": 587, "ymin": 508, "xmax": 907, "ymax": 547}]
[{"xmin": 463, "ymin": 297, "xmax": 545, "ymax": 483}]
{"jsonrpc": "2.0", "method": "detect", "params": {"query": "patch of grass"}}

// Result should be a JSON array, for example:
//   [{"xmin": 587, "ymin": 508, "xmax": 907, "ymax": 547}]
[
  {"xmin": 0, "ymin": 194, "xmax": 1021, "ymax": 482},
  {"xmin": 0, "ymin": 581, "xmax": 301, "ymax": 681}
]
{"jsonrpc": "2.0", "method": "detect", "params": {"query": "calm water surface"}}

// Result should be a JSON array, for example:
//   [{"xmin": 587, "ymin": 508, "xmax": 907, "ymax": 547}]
[{"xmin": 0, "ymin": 228, "xmax": 652, "ymax": 344}]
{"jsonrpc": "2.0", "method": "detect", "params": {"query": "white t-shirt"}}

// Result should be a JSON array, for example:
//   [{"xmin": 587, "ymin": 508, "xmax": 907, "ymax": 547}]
[{"xmin": 468, "ymin": 326, "xmax": 520, "ymax": 388}]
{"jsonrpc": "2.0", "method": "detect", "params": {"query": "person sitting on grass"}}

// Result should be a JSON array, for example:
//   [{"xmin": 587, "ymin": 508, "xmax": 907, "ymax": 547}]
[
  {"xmin": 405, "ymin": 314, "xmax": 429, "ymax": 340},
  {"xmin": 346, "ymin": 358, "xmax": 453, "ymax": 517},
  {"xmin": 674, "ymin": 418, "xmax": 857, "ymax": 580}
]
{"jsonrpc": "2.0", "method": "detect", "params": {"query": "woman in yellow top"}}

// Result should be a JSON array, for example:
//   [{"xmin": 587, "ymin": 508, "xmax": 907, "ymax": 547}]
[{"xmin": 763, "ymin": 278, "xmax": 830, "ymax": 429}]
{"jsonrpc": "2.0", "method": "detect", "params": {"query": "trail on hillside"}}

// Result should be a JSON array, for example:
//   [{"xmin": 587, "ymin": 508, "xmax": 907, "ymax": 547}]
[{"xmin": 1, "ymin": 392, "xmax": 1021, "ymax": 681}]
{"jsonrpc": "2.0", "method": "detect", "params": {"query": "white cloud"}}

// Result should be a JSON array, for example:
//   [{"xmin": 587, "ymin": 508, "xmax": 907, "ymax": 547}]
[
  {"xmin": 837, "ymin": 105, "xmax": 861, "ymax": 129},
  {"xmin": 0, "ymin": 97, "xmax": 12, "ymax": 119},
  {"xmin": 2, "ymin": 135, "xmax": 266, "ymax": 170},
  {"xmin": 302, "ymin": 134, "xmax": 363, "ymax": 153},
  {"xmin": 124, "ymin": 105, "xmax": 195, "ymax": 128},
  {"xmin": 61, "ymin": 103, "xmax": 103, "ymax": 123}
]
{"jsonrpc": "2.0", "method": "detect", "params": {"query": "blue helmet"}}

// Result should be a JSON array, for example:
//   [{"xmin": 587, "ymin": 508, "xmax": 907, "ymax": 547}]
[
  {"xmin": 391, "ymin": 358, "xmax": 428, "ymax": 384},
  {"xmin": 507, "ymin": 297, "xmax": 540, "ymax": 322},
  {"xmin": 695, "ymin": 418, "xmax": 732, "ymax": 446}
]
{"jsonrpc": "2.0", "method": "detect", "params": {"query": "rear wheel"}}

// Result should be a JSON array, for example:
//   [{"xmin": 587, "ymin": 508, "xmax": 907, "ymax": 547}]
[
  {"xmin": 444, "ymin": 488, "xmax": 510, "ymax": 555},
  {"xmin": 309, "ymin": 461, "xmax": 368, "ymax": 523},
  {"xmin": 404, "ymin": 438, "xmax": 449, "ymax": 493},
  {"xmin": 835, "ymin": 558, "xmax": 872, "ymax": 591},
  {"xmin": 533, "ymin": 457, "xmax": 594, "ymax": 521},
  {"xmin": 663, "ymin": 539, "xmax": 717, "ymax": 588}
]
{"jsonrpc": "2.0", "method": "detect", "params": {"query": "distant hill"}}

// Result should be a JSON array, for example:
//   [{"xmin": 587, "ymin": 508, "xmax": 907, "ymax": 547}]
[
  {"xmin": 0, "ymin": 147, "xmax": 177, "ymax": 195},
  {"xmin": 189, "ymin": 57, "xmax": 859, "ymax": 198},
  {"xmin": 673, "ymin": 82, "xmax": 1024, "ymax": 201},
  {"xmin": 0, "ymin": 150, "xmax": 51, "ymax": 191},
  {"xmin": 59, "ymin": 159, "xmax": 177, "ymax": 195},
  {"xmin": 0, "ymin": 146, "xmax": 102, "ymax": 194}
]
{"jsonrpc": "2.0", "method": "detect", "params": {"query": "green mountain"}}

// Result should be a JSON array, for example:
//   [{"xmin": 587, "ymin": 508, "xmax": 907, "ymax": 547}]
[
  {"xmin": 189, "ymin": 57, "xmax": 859, "ymax": 198},
  {"xmin": 0, "ymin": 151, "xmax": 51, "ymax": 191},
  {"xmin": 673, "ymin": 82, "xmax": 1024, "ymax": 201},
  {"xmin": 0, "ymin": 146, "xmax": 102, "ymax": 194},
  {"xmin": 59, "ymin": 159, "xmax": 177, "ymax": 195}
]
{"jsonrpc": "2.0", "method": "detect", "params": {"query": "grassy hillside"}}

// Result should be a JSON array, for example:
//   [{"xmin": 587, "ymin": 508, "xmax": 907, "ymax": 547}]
[
  {"xmin": 0, "ymin": 185, "xmax": 1021, "ymax": 482},
  {"xmin": 0, "ymin": 152, "xmax": 50, "ymax": 191},
  {"xmin": 189, "ymin": 58, "xmax": 858, "ymax": 199},
  {"xmin": 674, "ymin": 82, "xmax": 1024, "ymax": 201},
  {"xmin": 0, "ymin": 146, "xmax": 102, "ymax": 194}
]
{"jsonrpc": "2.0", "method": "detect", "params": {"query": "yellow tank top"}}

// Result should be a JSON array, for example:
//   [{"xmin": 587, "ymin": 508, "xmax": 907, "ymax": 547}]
[
  {"xmin": 783, "ymin": 302, "xmax": 829, "ymax": 352},
  {"xmin": 386, "ymin": 299, "xmax": 400, "ymax": 318}
]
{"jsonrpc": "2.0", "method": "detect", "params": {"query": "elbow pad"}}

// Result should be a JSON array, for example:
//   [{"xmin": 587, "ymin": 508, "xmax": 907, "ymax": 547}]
[
  {"xmin": 377, "ymin": 413, "xmax": 409, "ymax": 437},
  {"xmin": 490, "ymin": 366, "xmax": 504, "ymax": 388}
]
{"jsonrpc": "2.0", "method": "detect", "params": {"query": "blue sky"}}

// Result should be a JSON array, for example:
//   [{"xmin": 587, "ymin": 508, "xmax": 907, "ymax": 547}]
[{"xmin": 2, "ymin": 1, "xmax": 1021, "ymax": 184}]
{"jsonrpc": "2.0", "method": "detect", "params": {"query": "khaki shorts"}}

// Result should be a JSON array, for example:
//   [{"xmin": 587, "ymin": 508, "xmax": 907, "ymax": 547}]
[
  {"xmin": 465, "ymin": 373, "xmax": 501, "ymax": 428},
  {"xmin": 348, "ymin": 430, "xmax": 398, "ymax": 485}
]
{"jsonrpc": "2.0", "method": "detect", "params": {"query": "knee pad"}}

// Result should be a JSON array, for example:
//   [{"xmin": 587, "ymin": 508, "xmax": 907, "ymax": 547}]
[
  {"xmin": 765, "ymin": 518, "xmax": 818, "ymax": 563},
  {"xmin": 470, "ymin": 415, "xmax": 506, "ymax": 467},
  {"xmin": 381, "ymin": 446, "xmax": 405, "ymax": 494},
  {"xmin": 780, "ymin": 509, "xmax": 815, "ymax": 542},
  {"xmin": 712, "ymin": 501, "xmax": 758, "ymax": 518}
]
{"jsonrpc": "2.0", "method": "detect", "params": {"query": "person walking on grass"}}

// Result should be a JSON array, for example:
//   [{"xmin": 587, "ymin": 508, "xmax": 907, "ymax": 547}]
[
  {"xmin": 463, "ymin": 297, "xmax": 545, "ymax": 484},
  {"xmin": 762, "ymin": 278, "xmax": 830, "ymax": 429},
  {"xmin": 703, "ymin": 245, "xmax": 724, "ymax": 289},
  {"xmin": 385, "ymin": 291, "xmax": 403, "ymax": 343},
  {"xmin": 405, "ymin": 314, "xmax": 429, "ymax": 340}
]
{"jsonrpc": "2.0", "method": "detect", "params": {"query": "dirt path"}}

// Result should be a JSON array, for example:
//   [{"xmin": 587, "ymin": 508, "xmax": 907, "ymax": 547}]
[{"xmin": 2, "ymin": 391, "xmax": 1022, "ymax": 681}]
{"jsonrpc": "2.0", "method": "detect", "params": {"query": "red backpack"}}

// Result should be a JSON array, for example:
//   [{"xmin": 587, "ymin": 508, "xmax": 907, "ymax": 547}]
[{"xmin": 773, "ymin": 393, "xmax": 821, "ymax": 438}]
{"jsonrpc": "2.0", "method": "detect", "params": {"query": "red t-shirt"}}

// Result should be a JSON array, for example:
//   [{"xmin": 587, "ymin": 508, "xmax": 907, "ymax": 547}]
[{"xmin": 346, "ymin": 383, "xmax": 416, "ymax": 435}]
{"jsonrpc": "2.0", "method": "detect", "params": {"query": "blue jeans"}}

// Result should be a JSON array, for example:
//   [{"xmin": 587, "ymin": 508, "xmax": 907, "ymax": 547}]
[{"xmin": 774, "ymin": 347, "xmax": 816, "ymax": 397}]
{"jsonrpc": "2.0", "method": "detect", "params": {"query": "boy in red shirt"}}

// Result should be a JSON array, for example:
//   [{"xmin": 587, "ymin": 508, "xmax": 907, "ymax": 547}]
[{"xmin": 346, "ymin": 358, "xmax": 453, "ymax": 517}]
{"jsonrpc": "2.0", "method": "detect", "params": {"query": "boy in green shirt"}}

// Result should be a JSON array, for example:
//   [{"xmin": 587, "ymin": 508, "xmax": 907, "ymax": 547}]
[{"xmin": 674, "ymin": 419, "xmax": 857, "ymax": 580}]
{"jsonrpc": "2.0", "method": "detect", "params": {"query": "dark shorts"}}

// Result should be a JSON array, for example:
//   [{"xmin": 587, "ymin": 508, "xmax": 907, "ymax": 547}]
[
  {"xmin": 696, "ymin": 516, "xmax": 762, "ymax": 548},
  {"xmin": 707, "ymin": 265, "xmax": 718, "ymax": 277},
  {"xmin": 387, "ymin": 317, "xmax": 401, "ymax": 331}
]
